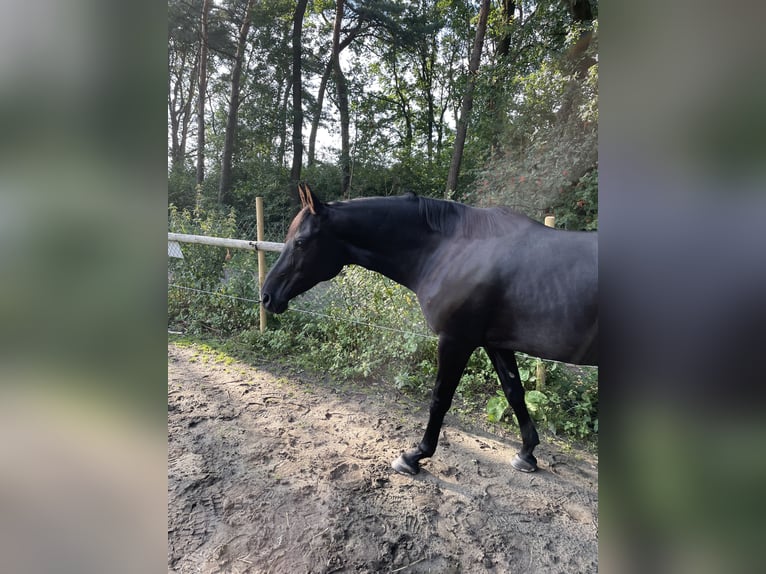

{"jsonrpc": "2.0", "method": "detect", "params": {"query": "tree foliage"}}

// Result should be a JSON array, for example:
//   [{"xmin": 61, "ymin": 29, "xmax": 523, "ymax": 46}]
[{"xmin": 168, "ymin": 0, "xmax": 598, "ymax": 231}]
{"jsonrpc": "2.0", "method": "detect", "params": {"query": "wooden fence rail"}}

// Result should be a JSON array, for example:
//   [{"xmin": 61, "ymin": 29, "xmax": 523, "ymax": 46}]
[{"xmin": 167, "ymin": 232, "xmax": 284, "ymax": 253}]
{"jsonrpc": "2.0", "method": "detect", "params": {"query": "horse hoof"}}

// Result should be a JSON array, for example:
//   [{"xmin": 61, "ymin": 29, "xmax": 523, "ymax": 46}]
[
  {"xmin": 511, "ymin": 454, "xmax": 538, "ymax": 473},
  {"xmin": 391, "ymin": 454, "xmax": 420, "ymax": 475}
]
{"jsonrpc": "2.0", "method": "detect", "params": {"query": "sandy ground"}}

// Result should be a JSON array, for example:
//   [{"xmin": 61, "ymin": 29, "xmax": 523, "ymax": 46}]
[{"xmin": 168, "ymin": 342, "xmax": 598, "ymax": 573}]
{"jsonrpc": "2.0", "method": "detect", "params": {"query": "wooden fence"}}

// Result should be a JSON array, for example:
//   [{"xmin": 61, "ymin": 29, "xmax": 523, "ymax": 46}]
[{"xmin": 168, "ymin": 197, "xmax": 284, "ymax": 332}]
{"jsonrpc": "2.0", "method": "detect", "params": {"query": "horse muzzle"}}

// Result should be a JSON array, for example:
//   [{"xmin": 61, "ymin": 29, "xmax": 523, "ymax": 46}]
[{"xmin": 261, "ymin": 292, "xmax": 288, "ymax": 314}]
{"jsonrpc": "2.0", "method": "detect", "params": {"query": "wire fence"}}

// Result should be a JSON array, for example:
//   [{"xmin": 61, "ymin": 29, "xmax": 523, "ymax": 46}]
[
  {"xmin": 166, "ymin": 222, "xmax": 436, "ymax": 343},
  {"xmin": 168, "ymin": 280, "xmax": 438, "ymax": 341},
  {"xmin": 235, "ymin": 209, "xmax": 291, "ymax": 248}
]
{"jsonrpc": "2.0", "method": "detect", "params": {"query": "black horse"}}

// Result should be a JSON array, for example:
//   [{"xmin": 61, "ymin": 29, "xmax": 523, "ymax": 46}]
[{"xmin": 262, "ymin": 184, "xmax": 597, "ymax": 475}]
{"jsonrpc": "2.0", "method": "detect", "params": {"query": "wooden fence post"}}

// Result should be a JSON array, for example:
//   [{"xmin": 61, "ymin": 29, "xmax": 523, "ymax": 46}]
[
  {"xmin": 536, "ymin": 359, "xmax": 546, "ymax": 391},
  {"xmin": 536, "ymin": 215, "xmax": 555, "ymax": 391},
  {"xmin": 256, "ymin": 196, "xmax": 267, "ymax": 332}
]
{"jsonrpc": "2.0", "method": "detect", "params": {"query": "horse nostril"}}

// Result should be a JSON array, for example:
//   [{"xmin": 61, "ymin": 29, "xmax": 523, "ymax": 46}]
[{"xmin": 262, "ymin": 293, "xmax": 271, "ymax": 307}]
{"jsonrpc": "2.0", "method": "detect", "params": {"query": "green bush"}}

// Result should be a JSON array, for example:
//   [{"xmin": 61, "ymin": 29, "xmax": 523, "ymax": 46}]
[
  {"xmin": 242, "ymin": 266, "xmax": 439, "ymax": 393},
  {"xmin": 168, "ymin": 199, "xmax": 260, "ymax": 335},
  {"xmin": 551, "ymin": 168, "xmax": 598, "ymax": 231},
  {"xmin": 168, "ymin": 167, "xmax": 197, "ymax": 212}
]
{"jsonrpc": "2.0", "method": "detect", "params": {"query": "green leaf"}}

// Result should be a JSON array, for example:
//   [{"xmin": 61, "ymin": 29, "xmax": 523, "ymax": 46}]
[
  {"xmin": 486, "ymin": 395, "xmax": 509, "ymax": 423},
  {"xmin": 524, "ymin": 390, "xmax": 548, "ymax": 414}
]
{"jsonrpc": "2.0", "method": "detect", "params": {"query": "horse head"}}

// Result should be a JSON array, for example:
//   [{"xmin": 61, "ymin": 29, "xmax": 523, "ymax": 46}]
[{"xmin": 261, "ymin": 184, "xmax": 345, "ymax": 313}]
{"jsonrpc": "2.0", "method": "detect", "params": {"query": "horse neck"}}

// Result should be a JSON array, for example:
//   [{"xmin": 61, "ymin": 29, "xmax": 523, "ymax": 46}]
[{"xmin": 328, "ymin": 200, "xmax": 433, "ymax": 291}]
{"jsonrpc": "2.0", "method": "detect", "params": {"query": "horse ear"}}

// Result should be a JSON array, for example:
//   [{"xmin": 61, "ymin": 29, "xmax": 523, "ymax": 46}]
[
  {"xmin": 297, "ymin": 183, "xmax": 308, "ymax": 209},
  {"xmin": 303, "ymin": 183, "xmax": 322, "ymax": 215}
]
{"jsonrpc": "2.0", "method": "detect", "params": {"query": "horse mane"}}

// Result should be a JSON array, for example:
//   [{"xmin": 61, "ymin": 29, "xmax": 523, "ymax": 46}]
[
  {"xmin": 326, "ymin": 193, "xmax": 534, "ymax": 239},
  {"xmin": 415, "ymin": 195, "xmax": 524, "ymax": 238},
  {"xmin": 416, "ymin": 195, "xmax": 461, "ymax": 235}
]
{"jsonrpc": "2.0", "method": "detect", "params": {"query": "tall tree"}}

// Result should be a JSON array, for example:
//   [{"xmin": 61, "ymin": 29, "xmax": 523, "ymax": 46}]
[
  {"xmin": 486, "ymin": 0, "xmax": 516, "ymax": 153},
  {"xmin": 277, "ymin": 74, "xmax": 293, "ymax": 168},
  {"xmin": 446, "ymin": 0, "xmax": 491, "ymax": 195},
  {"xmin": 289, "ymin": 0, "xmax": 310, "ymax": 191},
  {"xmin": 308, "ymin": 16, "xmax": 365, "ymax": 168},
  {"xmin": 565, "ymin": 0, "xmax": 595, "ymax": 78},
  {"xmin": 218, "ymin": 0, "xmax": 256, "ymax": 204},
  {"xmin": 417, "ymin": 34, "xmax": 437, "ymax": 162},
  {"xmin": 307, "ymin": 60, "xmax": 333, "ymax": 168},
  {"xmin": 168, "ymin": 0, "xmax": 597, "ymax": 211},
  {"xmin": 497, "ymin": 0, "xmax": 516, "ymax": 58},
  {"xmin": 388, "ymin": 45, "xmax": 414, "ymax": 157},
  {"xmin": 196, "ymin": 0, "xmax": 211, "ymax": 186},
  {"xmin": 331, "ymin": 0, "xmax": 351, "ymax": 195},
  {"xmin": 168, "ymin": 0, "xmax": 200, "ymax": 173},
  {"xmin": 275, "ymin": 23, "xmax": 293, "ymax": 168}
]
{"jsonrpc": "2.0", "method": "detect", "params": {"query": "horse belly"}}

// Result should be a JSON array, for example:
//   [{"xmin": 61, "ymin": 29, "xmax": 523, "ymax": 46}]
[
  {"xmin": 484, "ymin": 319, "xmax": 590, "ymax": 363},
  {"xmin": 416, "ymin": 236, "xmax": 596, "ymax": 364},
  {"xmin": 416, "ymin": 261, "xmax": 506, "ymax": 344},
  {"xmin": 484, "ymin": 282, "xmax": 597, "ymax": 363}
]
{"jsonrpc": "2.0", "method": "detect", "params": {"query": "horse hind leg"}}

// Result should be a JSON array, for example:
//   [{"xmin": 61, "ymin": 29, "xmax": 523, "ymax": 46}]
[
  {"xmin": 392, "ymin": 336, "xmax": 474, "ymax": 475},
  {"xmin": 486, "ymin": 347, "xmax": 540, "ymax": 472}
]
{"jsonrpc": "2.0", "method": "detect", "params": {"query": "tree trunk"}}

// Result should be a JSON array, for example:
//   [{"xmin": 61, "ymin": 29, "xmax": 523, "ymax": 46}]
[
  {"xmin": 331, "ymin": 0, "xmax": 351, "ymax": 196},
  {"xmin": 390, "ymin": 49, "xmax": 413, "ymax": 158},
  {"xmin": 557, "ymin": 0, "xmax": 596, "ymax": 123},
  {"xmin": 308, "ymin": 21, "xmax": 364, "ymax": 168},
  {"xmin": 419, "ymin": 38, "xmax": 436, "ymax": 162},
  {"xmin": 436, "ymin": 41, "xmax": 459, "ymax": 158},
  {"xmin": 445, "ymin": 0, "xmax": 490, "ymax": 195},
  {"xmin": 497, "ymin": 0, "xmax": 516, "ymax": 59},
  {"xmin": 277, "ymin": 75, "xmax": 293, "ymax": 168},
  {"xmin": 196, "ymin": 0, "xmax": 211, "ymax": 186},
  {"xmin": 289, "ymin": 0, "xmax": 310, "ymax": 194},
  {"xmin": 488, "ymin": 0, "xmax": 515, "ymax": 154},
  {"xmin": 169, "ymin": 55, "xmax": 182, "ymax": 169},
  {"xmin": 179, "ymin": 53, "xmax": 197, "ymax": 167},
  {"xmin": 219, "ymin": 0, "xmax": 255, "ymax": 205},
  {"xmin": 565, "ymin": 0, "xmax": 595, "ymax": 78},
  {"xmin": 275, "ymin": 23, "xmax": 292, "ymax": 168},
  {"xmin": 308, "ymin": 60, "xmax": 332, "ymax": 167}
]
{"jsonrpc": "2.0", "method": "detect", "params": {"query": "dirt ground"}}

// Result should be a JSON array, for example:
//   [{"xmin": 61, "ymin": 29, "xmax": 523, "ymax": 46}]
[{"xmin": 168, "ymin": 342, "xmax": 598, "ymax": 573}]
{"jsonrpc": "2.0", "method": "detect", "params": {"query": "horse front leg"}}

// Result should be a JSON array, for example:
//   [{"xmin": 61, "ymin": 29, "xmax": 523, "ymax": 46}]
[{"xmin": 392, "ymin": 336, "xmax": 474, "ymax": 475}]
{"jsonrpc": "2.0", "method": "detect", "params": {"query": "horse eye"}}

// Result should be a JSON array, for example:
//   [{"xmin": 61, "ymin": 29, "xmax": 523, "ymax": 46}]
[{"xmin": 294, "ymin": 238, "xmax": 304, "ymax": 248}]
